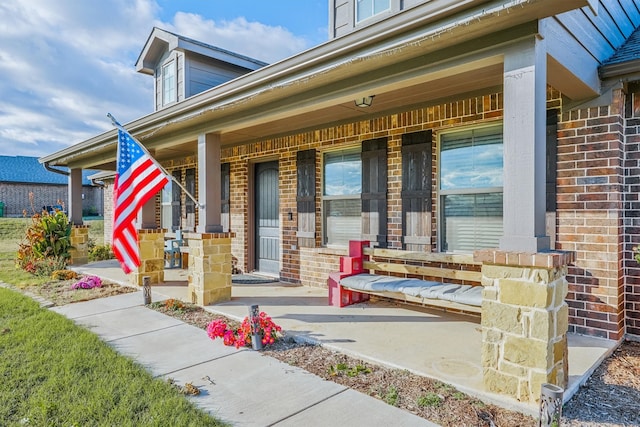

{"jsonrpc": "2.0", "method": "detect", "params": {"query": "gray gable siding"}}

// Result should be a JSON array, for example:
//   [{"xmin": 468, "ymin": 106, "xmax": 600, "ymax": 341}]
[
  {"xmin": 185, "ymin": 53, "xmax": 253, "ymax": 98},
  {"xmin": 543, "ymin": 0, "xmax": 640, "ymax": 100},
  {"xmin": 553, "ymin": 0, "xmax": 640, "ymax": 64}
]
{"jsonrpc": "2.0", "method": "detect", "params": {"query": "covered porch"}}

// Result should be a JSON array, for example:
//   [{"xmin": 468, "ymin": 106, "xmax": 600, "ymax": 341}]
[{"xmin": 72, "ymin": 258, "xmax": 616, "ymax": 416}]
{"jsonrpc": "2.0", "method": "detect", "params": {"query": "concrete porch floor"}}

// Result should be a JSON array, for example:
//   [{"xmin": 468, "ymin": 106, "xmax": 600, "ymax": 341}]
[{"xmin": 72, "ymin": 260, "xmax": 618, "ymax": 416}]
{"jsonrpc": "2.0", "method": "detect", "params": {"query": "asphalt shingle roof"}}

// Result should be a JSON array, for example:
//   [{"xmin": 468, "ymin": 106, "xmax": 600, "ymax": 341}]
[
  {"xmin": 602, "ymin": 26, "xmax": 640, "ymax": 66},
  {"xmin": 0, "ymin": 156, "xmax": 96, "ymax": 185}
]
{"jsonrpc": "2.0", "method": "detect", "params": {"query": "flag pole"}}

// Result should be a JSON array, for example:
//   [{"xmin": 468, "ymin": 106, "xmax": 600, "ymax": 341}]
[{"xmin": 108, "ymin": 113, "xmax": 204, "ymax": 209}]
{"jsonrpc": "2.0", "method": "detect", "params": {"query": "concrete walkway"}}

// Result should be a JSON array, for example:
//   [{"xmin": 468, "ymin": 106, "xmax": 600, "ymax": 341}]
[
  {"xmin": 51, "ymin": 291, "xmax": 436, "ymax": 427},
  {"xmin": 70, "ymin": 260, "xmax": 619, "ymax": 418}
]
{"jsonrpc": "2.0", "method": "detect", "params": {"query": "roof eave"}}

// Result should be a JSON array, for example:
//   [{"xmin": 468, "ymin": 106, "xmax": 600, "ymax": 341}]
[
  {"xmin": 600, "ymin": 58, "xmax": 640, "ymax": 80},
  {"xmin": 43, "ymin": 0, "xmax": 592, "ymax": 167}
]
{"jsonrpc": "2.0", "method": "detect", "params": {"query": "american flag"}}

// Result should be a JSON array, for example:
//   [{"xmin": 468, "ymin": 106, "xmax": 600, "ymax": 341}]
[{"xmin": 112, "ymin": 127, "xmax": 169, "ymax": 273}]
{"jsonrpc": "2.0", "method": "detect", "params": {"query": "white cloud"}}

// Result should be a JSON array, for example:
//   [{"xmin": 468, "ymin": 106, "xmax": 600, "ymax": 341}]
[
  {"xmin": 167, "ymin": 12, "xmax": 309, "ymax": 63},
  {"xmin": 0, "ymin": 0, "xmax": 314, "ymax": 159}
]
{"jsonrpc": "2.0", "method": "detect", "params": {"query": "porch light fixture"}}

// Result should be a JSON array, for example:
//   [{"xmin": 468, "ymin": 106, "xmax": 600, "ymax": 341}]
[{"xmin": 354, "ymin": 95, "xmax": 375, "ymax": 108}]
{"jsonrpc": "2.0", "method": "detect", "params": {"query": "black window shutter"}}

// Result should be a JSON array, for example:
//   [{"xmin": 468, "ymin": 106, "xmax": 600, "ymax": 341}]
[
  {"xmin": 362, "ymin": 138, "xmax": 388, "ymax": 247},
  {"xmin": 401, "ymin": 130, "xmax": 432, "ymax": 250},
  {"xmin": 296, "ymin": 149, "xmax": 316, "ymax": 246}
]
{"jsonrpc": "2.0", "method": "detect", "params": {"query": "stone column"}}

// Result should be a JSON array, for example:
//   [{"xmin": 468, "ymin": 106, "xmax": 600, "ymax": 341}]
[
  {"xmin": 129, "ymin": 229, "xmax": 165, "ymax": 286},
  {"xmin": 475, "ymin": 249, "xmax": 574, "ymax": 403},
  {"xmin": 69, "ymin": 225, "xmax": 89, "ymax": 265},
  {"xmin": 187, "ymin": 232, "xmax": 234, "ymax": 305}
]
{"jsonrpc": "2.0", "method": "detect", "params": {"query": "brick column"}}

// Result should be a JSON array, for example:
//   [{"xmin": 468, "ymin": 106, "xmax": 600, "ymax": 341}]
[
  {"xmin": 69, "ymin": 225, "xmax": 89, "ymax": 265},
  {"xmin": 187, "ymin": 232, "xmax": 234, "ymax": 305},
  {"xmin": 129, "ymin": 229, "xmax": 165, "ymax": 286},
  {"xmin": 475, "ymin": 249, "xmax": 575, "ymax": 403}
]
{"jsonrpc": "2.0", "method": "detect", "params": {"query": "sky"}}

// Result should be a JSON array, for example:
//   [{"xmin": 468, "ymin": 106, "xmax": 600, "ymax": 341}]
[{"xmin": 0, "ymin": 0, "xmax": 328, "ymax": 159}]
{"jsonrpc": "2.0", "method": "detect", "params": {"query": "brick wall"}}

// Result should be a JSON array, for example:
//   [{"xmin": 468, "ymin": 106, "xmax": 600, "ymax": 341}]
[
  {"xmin": 0, "ymin": 182, "xmax": 103, "ymax": 218},
  {"xmin": 624, "ymin": 84, "xmax": 640, "ymax": 339},
  {"xmin": 221, "ymin": 92, "xmax": 505, "ymax": 283},
  {"xmin": 556, "ymin": 90, "xmax": 626, "ymax": 340}
]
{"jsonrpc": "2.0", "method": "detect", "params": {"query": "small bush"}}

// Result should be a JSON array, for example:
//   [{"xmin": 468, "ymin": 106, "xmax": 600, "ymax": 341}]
[
  {"xmin": 89, "ymin": 244, "xmax": 114, "ymax": 261},
  {"xmin": 51, "ymin": 270, "xmax": 78, "ymax": 281},
  {"xmin": 16, "ymin": 195, "xmax": 72, "ymax": 276},
  {"xmin": 164, "ymin": 298, "xmax": 185, "ymax": 311}
]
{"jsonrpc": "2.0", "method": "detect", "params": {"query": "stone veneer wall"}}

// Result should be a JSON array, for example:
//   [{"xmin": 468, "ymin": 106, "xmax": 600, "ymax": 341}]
[
  {"xmin": 69, "ymin": 225, "xmax": 89, "ymax": 265},
  {"xmin": 556, "ymin": 89, "xmax": 626, "ymax": 340},
  {"xmin": 129, "ymin": 229, "xmax": 165, "ymax": 286},
  {"xmin": 187, "ymin": 232, "xmax": 233, "ymax": 305},
  {"xmin": 476, "ymin": 249, "xmax": 574, "ymax": 403}
]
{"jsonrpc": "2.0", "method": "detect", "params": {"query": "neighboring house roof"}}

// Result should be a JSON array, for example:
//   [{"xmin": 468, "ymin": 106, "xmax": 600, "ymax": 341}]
[
  {"xmin": 600, "ymin": 25, "xmax": 640, "ymax": 78},
  {"xmin": 0, "ymin": 156, "xmax": 96, "ymax": 185},
  {"xmin": 135, "ymin": 27, "xmax": 268, "ymax": 75}
]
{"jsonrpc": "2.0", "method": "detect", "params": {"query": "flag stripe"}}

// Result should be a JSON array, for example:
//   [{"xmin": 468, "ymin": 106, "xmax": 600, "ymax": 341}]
[
  {"xmin": 112, "ymin": 126, "xmax": 168, "ymax": 274},
  {"xmin": 114, "ymin": 165, "xmax": 167, "ymax": 229}
]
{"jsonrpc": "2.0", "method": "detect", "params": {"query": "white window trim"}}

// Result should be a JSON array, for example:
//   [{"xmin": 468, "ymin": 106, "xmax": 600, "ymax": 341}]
[
  {"xmin": 161, "ymin": 57, "xmax": 177, "ymax": 107},
  {"xmin": 436, "ymin": 122, "xmax": 504, "ymax": 253},
  {"xmin": 355, "ymin": 0, "xmax": 392, "ymax": 24}
]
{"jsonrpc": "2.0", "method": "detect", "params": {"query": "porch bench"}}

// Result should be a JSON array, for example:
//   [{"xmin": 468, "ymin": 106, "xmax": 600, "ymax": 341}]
[{"xmin": 328, "ymin": 241, "xmax": 483, "ymax": 314}]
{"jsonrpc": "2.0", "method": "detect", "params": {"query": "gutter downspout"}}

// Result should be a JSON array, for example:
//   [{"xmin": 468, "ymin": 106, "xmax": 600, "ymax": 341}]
[{"xmin": 43, "ymin": 162, "xmax": 70, "ymax": 176}]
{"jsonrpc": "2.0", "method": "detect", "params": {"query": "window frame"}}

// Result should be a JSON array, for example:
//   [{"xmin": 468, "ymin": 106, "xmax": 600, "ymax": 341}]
[
  {"xmin": 161, "ymin": 59, "xmax": 177, "ymax": 106},
  {"xmin": 355, "ymin": 0, "xmax": 391, "ymax": 23},
  {"xmin": 321, "ymin": 146, "xmax": 363, "ymax": 248},
  {"xmin": 437, "ymin": 122, "xmax": 504, "ymax": 253}
]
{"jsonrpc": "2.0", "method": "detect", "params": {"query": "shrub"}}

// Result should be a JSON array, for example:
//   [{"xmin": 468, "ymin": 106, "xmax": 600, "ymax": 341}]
[
  {"xmin": 89, "ymin": 244, "xmax": 114, "ymax": 261},
  {"xmin": 16, "ymin": 204, "xmax": 72, "ymax": 276},
  {"xmin": 164, "ymin": 298, "xmax": 185, "ymax": 311},
  {"xmin": 51, "ymin": 270, "xmax": 79, "ymax": 281}
]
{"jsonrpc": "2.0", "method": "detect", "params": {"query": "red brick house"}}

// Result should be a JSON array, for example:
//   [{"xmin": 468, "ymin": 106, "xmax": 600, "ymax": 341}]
[{"xmin": 41, "ymin": 0, "xmax": 640, "ymax": 344}]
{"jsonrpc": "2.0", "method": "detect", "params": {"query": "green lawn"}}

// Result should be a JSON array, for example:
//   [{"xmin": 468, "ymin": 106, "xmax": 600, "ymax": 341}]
[
  {"xmin": 0, "ymin": 218, "xmax": 226, "ymax": 426},
  {"xmin": 0, "ymin": 289, "xmax": 226, "ymax": 426}
]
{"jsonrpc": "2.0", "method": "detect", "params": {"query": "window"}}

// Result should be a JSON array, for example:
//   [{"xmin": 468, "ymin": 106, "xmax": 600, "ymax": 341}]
[
  {"xmin": 323, "ymin": 149, "xmax": 362, "ymax": 246},
  {"xmin": 356, "ymin": 0, "xmax": 390, "ymax": 22},
  {"xmin": 439, "ymin": 125, "xmax": 503, "ymax": 252},
  {"xmin": 162, "ymin": 61, "xmax": 176, "ymax": 106}
]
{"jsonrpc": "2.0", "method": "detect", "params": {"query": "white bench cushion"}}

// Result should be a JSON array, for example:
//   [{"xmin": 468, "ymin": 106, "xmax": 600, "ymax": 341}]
[{"xmin": 340, "ymin": 273, "xmax": 482, "ymax": 307}]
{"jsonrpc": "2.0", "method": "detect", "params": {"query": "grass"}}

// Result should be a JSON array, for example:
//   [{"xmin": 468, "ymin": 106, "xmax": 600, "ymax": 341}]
[
  {"xmin": 0, "ymin": 288, "xmax": 226, "ymax": 426},
  {"xmin": 0, "ymin": 218, "xmax": 226, "ymax": 426},
  {"xmin": 0, "ymin": 218, "xmax": 105, "ymax": 286}
]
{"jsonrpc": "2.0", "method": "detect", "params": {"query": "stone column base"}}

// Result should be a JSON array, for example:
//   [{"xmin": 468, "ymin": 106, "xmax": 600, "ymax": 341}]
[
  {"xmin": 130, "ymin": 229, "xmax": 165, "ymax": 286},
  {"xmin": 475, "ymin": 249, "xmax": 574, "ymax": 403},
  {"xmin": 187, "ymin": 232, "xmax": 234, "ymax": 305},
  {"xmin": 69, "ymin": 225, "xmax": 90, "ymax": 265}
]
